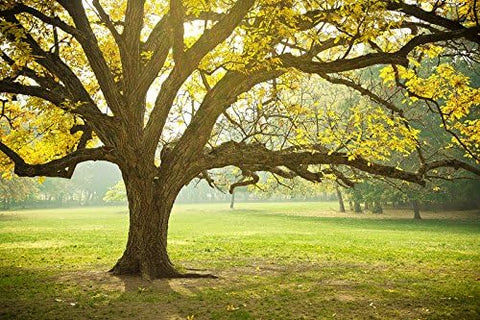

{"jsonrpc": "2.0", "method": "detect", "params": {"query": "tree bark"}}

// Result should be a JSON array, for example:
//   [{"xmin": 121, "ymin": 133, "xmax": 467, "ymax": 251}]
[
  {"xmin": 335, "ymin": 185, "xmax": 345, "ymax": 213},
  {"xmin": 110, "ymin": 169, "xmax": 182, "ymax": 279},
  {"xmin": 412, "ymin": 199, "xmax": 421, "ymax": 220}
]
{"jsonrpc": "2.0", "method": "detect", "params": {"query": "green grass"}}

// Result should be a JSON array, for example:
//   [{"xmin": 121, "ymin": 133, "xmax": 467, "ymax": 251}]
[{"xmin": 0, "ymin": 202, "xmax": 479, "ymax": 319}]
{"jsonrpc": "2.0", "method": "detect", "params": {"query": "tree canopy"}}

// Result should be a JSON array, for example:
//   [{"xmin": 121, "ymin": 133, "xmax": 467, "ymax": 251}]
[{"xmin": 1, "ymin": 0, "xmax": 479, "ymax": 278}]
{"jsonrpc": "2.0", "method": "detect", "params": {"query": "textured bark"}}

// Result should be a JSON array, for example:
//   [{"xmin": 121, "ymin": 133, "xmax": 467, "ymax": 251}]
[
  {"xmin": 412, "ymin": 200, "xmax": 422, "ymax": 220},
  {"xmin": 110, "ymin": 171, "xmax": 180, "ymax": 279}
]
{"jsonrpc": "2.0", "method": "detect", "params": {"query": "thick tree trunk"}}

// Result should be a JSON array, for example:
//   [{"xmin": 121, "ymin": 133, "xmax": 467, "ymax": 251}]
[
  {"xmin": 412, "ymin": 199, "xmax": 421, "ymax": 220},
  {"xmin": 335, "ymin": 185, "xmax": 345, "ymax": 213},
  {"xmin": 110, "ymin": 171, "xmax": 181, "ymax": 279}
]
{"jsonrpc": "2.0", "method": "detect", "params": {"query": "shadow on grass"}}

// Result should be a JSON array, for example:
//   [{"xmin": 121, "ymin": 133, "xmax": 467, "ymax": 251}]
[
  {"xmin": 1, "ymin": 262, "xmax": 479, "ymax": 320},
  {"xmin": 244, "ymin": 211, "xmax": 480, "ymax": 234}
]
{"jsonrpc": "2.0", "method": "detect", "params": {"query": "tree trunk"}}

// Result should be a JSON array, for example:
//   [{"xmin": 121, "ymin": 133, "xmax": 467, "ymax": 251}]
[
  {"xmin": 372, "ymin": 201, "xmax": 383, "ymax": 214},
  {"xmin": 348, "ymin": 200, "xmax": 353, "ymax": 211},
  {"xmin": 110, "ymin": 171, "xmax": 182, "ymax": 279},
  {"xmin": 230, "ymin": 189, "xmax": 235, "ymax": 209},
  {"xmin": 354, "ymin": 201, "xmax": 362, "ymax": 213},
  {"xmin": 412, "ymin": 199, "xmax": 421, "ymax": 220},
  {"xmin": 335, "ymin": 185, "xmax": 345, "ymax": 213}
]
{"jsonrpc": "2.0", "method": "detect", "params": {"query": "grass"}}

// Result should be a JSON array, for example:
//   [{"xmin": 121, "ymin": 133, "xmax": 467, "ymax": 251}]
[{"xmin": 0, "ymin": 202, "xmax": 479, "ymax": 319}]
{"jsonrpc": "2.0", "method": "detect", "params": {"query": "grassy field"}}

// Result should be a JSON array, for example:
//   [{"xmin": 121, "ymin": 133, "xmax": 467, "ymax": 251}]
[{"xmin": 0, "ymin": 202, "xmax": 479, "ymax": 319}]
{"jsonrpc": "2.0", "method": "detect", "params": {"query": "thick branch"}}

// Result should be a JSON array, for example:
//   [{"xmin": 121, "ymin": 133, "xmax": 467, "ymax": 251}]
[
  {"xmin": 144, "ymin": 0, "xmax": 256, "ymax": 152},
  {"xmin": 170, "ymin": 68, "xmax": 284, "ymax": 164},
  {"xmin": 203, "ymin": 142, "xmax": 480, "ymax": 185},
  {"xmin": 170, "ymin": 0, "xmax": 185, "ymax": 63},
  {"xmin": 0, "ymin": 142, "xmax": 115, "ymax": 178},
  {"xmin": 0, "ymin": 80, "xmax": 66, "ymax": 106},
  {"xmin": 136, "ymin": 16, "xmax": 172, "ymax": 98}
]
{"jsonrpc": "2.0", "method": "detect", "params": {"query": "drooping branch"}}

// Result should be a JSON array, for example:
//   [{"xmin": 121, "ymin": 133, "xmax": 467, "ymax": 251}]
[
  {"xmin": 229, "ymin": 169, "xmax": 259, "ymax": 194},
  {"xmin": 202, "ymin": 142, "xmax": 480, "ymax": 186},
  {"xmin": 285, "ymin": 165, "xmax": 324, "ymax": 183},
  {"xmin": 0, "ymin": 142, "xmax": 116, "ymax": 178},
  {"xmin": 70, "ymin": 124, "xmax": 93, "ymax": 150},
  {"xmin": 417, "ymin": 159, "xmax": 480, "ymax": 177}
]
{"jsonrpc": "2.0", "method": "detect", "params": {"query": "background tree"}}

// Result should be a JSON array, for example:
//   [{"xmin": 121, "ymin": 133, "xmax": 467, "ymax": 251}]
[
  {"xmin": 1, "ymin": 0, "xmax": 479, "ymax": 279},
  {"xmin": 0, "ymin": 174, "xmax": 38, "ymax": 209}
]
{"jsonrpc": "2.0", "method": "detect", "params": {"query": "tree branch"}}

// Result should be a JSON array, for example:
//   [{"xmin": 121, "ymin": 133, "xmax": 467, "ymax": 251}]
[
  {"xmin": 144, "ymin": 0, "xmax": 256, "ymax": 153},
  {"xmin": 229, "ymin": 169, "xmax": 259, "ymax": 194},
  {"xmin": 387, "ymin": 1, "xmax": 480, "ymax": 43},
  {"xmin": 0, "ymin": 142, "xmax": 116, "ymax": 178},
  {"xmin": 0, "ymin": 3, "xmax": 79, "ymax": 36},
  {"xmin": 56, "ymin": 0, "xmax": 125, "ymax": 116},
  {"xmin": 281, "ymin": 27, "xmax": 479, "ymax": 74},
  {"xmin": 203, "ymin": 142, "xmax": 480, "ymax": 186}
]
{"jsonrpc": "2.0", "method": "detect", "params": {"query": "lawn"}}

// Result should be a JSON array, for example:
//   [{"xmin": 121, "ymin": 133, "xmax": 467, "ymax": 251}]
[{"xmin": 0, "ymin": 202, "xmax": 479, "ymax": 319}]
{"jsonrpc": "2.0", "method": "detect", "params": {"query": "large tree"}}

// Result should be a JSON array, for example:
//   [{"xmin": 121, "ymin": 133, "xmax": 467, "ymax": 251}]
[{"xmin": 1, "ymin": 0, "xmax": 479, "ymax": 279}]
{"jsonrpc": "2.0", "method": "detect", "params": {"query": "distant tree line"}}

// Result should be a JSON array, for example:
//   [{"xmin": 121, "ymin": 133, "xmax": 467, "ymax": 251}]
[
  {"xmin": 339, "ymin": 177, "xmax": 480, "ymax": 219},
  {"xmin": 2, "ymin": 162, "xmax": 478, "ymax": 213},
  {"xmin": 1, "ymin": 162, "xmax": 120, "ymax": 210}
]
